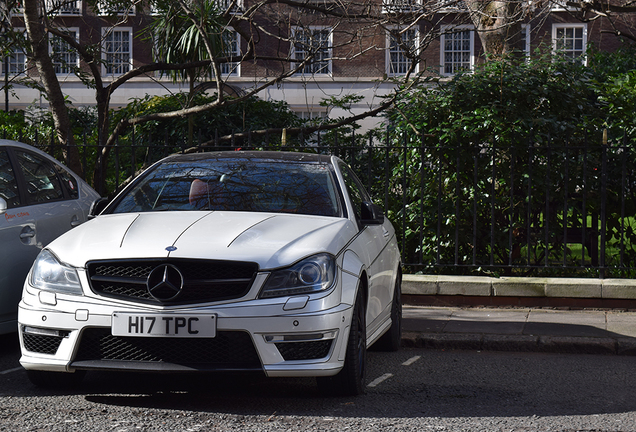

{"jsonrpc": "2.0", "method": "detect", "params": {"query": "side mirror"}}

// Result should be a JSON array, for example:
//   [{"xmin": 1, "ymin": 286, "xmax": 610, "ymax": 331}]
[
  {"xmin": 88, "ymin": 197, "xmax": 109, "ymax": 219},
  {"xmin": 0, "ymin": 197, "xmax": 6, "ymax": 215},
  {"xmin": 360, "ymin": 202, "xmax": 384, "ymax": 226}
]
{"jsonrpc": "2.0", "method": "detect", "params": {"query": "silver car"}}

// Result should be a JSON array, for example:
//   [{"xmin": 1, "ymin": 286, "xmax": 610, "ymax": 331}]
[{"xmin": 0, "ymin": 140, "xmax": 99, "ymax": 334}]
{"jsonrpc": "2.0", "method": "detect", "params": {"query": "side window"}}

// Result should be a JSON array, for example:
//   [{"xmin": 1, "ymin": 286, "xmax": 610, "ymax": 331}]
[
  {"xmin": 55, "ymin": 165, "xmax": 79, "ymax": 199},
  {"xmin": 0, "ymin": 149, "xmax": 21, "ymax": 208},
  {"xmin": 15, "ymin": 151, "xmax": 64, "ymax": 204},
  {"xmin": 338, "ymin": 161, "xmax": 370, "ymax": 221}
]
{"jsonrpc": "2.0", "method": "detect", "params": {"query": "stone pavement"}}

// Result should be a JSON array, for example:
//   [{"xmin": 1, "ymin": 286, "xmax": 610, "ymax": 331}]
[{"xmin": 401, "ymin": 305, "xmax": 636, "ymax": 355}]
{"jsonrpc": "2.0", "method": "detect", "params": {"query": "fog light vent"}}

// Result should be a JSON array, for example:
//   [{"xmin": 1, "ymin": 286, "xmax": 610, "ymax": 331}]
[
  {"xmin": 275, "ymin": 340, "xmax": 333, "ymax": 361},
  {"xmin": 22, "ymin": 327, "xmax": 68, "ymax": 355}
]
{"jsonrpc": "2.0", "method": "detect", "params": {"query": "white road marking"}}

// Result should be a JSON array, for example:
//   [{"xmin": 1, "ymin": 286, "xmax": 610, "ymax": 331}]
[
  {"xmin": 402, "ymin": 355, "xmax": 421, "ymax": 366},
  {"xmin": 367, "ymin": 373, "xmax": 393, "ymax": 388},
  {"xmin": 0, "ymin": 367, "xmax": 23, "ymax": 375}
]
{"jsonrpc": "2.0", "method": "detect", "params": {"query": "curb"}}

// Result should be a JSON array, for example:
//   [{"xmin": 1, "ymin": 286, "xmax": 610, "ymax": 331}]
[
  {"xmin": 401, "ymin": 332, "xmax": 636, "ymax": 356},
  {"xmin": 402, "ymin": 275, "xmax": 636, "ymax": 300}
]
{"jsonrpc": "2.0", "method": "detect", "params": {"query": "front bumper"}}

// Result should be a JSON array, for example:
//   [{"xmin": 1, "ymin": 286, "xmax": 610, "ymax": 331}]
[{"xmin": 18, "ymin": 286, "xmax": 354, "ymax": 378}]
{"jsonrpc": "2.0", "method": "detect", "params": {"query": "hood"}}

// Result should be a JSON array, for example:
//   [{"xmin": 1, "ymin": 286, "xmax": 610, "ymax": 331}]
[{"xmin": 48, "ymin": 211, "xmax": 356, "ymax": 270}]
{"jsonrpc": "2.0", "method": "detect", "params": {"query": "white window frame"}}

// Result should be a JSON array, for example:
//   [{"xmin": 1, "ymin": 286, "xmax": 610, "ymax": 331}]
[
  {"xmin": 386, "ymin": 27, "xmax": 419, "ymax": 76},
  {"xmin": 50, "ymin": 28, "xmax": 80, "ymax": 75},
  {"xmin": 1, "ymin": 29, "xmax": 27, "ymax": 76},
  {"xmin": 295, "ymin": 110, "xmax": 328, "ymax": 121},
  {"xmin": 102, "ymin": 27, "xmax": 133, "ymax": 76},
  {"xmin": 552, "ymin": 23, "xmax": 587, "ymax": 65},
  {"xmin": 46, "ymin": 0, "xmax": 82, "ymax": 16},
  {"xmin": 521, "ymin": 24, "xmax": 531, "ymax": 58},
  {"xmin": 294, "ymin": 109, "xmax": 328, "ymax": 144},
  {"xmin": 220, "ymin": 29, "xmax": 241, "ymax": 77},
  {"xmin": 292, "ymin": 26, "xmax": 332, "ymax": 76},
  {"xmin": 382, "ymin": 0, "xmax": 422, "ymax": 14},
  {"xmin": 96, "ymin": 1, "xmax": 135, "ymax": 16},
  {"xmin": 440, "ymin": 25, "xmax": 474, "ymax": 76}
]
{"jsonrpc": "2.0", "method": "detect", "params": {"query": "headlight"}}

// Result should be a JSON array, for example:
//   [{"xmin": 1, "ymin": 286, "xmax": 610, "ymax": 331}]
[
  {"xmin": 30, "ymin": 249, "xmax": 83, "ymax": 295},
  {"xmin": 260, "ymin": 253, "xmax": 336, "ymax": 298}
]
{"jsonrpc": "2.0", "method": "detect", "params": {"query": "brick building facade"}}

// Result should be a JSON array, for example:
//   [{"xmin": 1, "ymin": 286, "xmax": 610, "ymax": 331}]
[{"xmin": 3, "ymin": 1, "xmax": 634, "ymax": 131}]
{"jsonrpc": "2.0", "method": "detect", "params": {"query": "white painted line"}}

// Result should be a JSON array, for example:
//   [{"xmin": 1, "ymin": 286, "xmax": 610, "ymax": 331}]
[
  {"xmin": 367, "ymin": 373, "xmax": 393, "ymax": 388},
  {"xmin": 402, "ymin": 356, "xmax": 421, "ymax": 366},
  {"xmin": 0, "ymin": 367, "xmax": 23, "ymax": 375}
]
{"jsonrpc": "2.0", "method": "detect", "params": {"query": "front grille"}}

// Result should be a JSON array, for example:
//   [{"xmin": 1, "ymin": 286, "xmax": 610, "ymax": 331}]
[
  {"xmin": 73, "ymin": 328, "xmax": 262, "ymax": 369},
  {"xmin": 275, "ymin": 340, "xmax": 333, "ymax": 361},
  {"xmin": 87, "ymin": 259, "xmax": 258, "ymax": 305},
  {"xmin": 22, "ymin": 332, "xmax": 65, "ymax": 355}
]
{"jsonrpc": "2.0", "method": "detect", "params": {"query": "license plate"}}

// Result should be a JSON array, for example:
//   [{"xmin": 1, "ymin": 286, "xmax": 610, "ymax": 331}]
[{"xmin": 112, "ymin": 313, "xmax": 216, "ymax": 338}]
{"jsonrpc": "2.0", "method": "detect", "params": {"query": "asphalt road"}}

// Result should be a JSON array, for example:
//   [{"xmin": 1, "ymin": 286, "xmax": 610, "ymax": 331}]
[{"xmin": 1, "ymin": 332, "xmax": 635, "ymax": 431}]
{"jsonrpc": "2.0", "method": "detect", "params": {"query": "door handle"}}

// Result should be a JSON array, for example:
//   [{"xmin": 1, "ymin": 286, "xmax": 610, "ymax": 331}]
[
  {"xmin": 20, "ymin": 226, "xmax": 35, "ymax": 240},
  {"xmin": 70, "ymin": 215, "xmax": 82, "ymax": 227}
]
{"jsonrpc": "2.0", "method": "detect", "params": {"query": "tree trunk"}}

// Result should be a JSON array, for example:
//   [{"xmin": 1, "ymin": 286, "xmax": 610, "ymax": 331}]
[
  {"xmin": 188, "ymin": 69, "xmax": 195, "ymax": 147},
  {"xmin": 23, "ymin": 0, "xmax": 84, "ymax": 178},
  {"xmin": 92, "ymin": 89, "xmax": 112, "ymax": 196},
  {"xmin": 464, "ymin": 0, "xmax": 525, "ymax": 59}
]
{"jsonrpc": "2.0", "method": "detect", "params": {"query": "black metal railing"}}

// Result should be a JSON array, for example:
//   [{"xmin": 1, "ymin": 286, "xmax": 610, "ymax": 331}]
[{"xmin": 14, "ymin": 127, "xmax": 636, "ymax": 278}]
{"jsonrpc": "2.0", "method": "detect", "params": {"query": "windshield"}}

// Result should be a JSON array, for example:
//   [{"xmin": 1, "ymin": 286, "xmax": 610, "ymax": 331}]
[{"xmin": 110, "ymin": 159, "xmax": 341, "ymax": 217}]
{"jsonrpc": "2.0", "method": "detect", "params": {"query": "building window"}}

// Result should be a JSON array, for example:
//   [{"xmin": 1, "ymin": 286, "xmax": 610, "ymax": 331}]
[
  {"xmin": 435, "ymin": 0, "xmax": 467, "ymax": 12},
  {"xmin": 387, "ymin": 28, "xmax": 418, "ymax": 76},
  {"xmin": 5, "ymin": 50, "xmax": 27, "ymax": 75},
  {"xmin": 96, "ymin": 1, "xmax": 135, "ymax": 15},
  {"xmin": 102, "ymin": 28, "xmax": 132, "ymax": 76},
  {"xmin": 440, "ymin": 25, "xmax": 474, "ymax": 76},
  {"xmin": 46, "ymin": 0, "xmax": 82, "ymax": 15},
  {"xmin": 295, "ymin": 110, "xmax": 328, "ymax": 122},
  {"xmin": 520, "ymin": 24, "xmax": 530, "ymax": 56},
  {"xmin": 217, "ymin": 0, "xmax": 243, "ymax": 13},
  {"xmin": 2, "ymin": 30, "xmax": 26, "ymax": 76},
  {"xmin": 220, "ymin": 30, "xmax": 240, "ymax": 76},
  {"xmin": 51, "ymin": 29, "xmax": 79, "ymax": 75},
  {"xmin": 382, "ymin": 0, "xmax": 422, "ymax": 13},
  {"xmin": 552, "ymin": 24, "xmax": 587, "ymax": 64},
  {"xmin": 295, "ymin": 110, "xmax": 328, "ymax": 144},
  {"xmin": 550, "ymin": 0, "xmax": 579, "ymax": 11},
  {"xmin": 150, "ymin": 0, "xmax": 242, "ymax": 15},
  {"xmin": 292, "ymin": 27, "xmax": 331, "ymax": 75}
]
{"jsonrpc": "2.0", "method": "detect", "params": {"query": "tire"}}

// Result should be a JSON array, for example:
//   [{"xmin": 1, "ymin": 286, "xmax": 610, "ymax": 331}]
[
  {"xmin": 317, "ymin": 287, "xmax": 366, "ymax": 396},
  {"xmin": 26, "ymin": 370, "xmax": 86, "ymax": 389},
  {"xmin": 372, "ymin": 272, "xmax": 402, "ymax": 352}
]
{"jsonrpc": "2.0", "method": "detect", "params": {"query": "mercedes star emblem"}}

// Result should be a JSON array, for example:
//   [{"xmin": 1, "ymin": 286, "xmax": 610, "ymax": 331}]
[{"xmin": 146, "ymin": 264, "xmax": 184, "ymax": 301}]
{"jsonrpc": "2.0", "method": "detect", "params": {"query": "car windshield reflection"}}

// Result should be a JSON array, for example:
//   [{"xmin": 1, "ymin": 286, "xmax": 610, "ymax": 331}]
[{"xmin": 111, "ymin": 160, "xmax": 341, "ymax": 217}]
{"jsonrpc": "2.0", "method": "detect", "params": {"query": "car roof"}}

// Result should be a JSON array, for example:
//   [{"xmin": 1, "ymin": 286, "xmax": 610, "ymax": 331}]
[
  {"xmin": 0, "ymin": 139, "xmax": 69, "ymax": 166},
  {"xmin": 161, "ymin": 150, "xmax": 334, "ymax": 165},
  {"xmin": 0, "ymin": 139, "xmax": 42, "ymax": 151}
]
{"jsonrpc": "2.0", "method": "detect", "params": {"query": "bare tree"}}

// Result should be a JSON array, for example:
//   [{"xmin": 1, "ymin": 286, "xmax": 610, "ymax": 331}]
[
  {"xmin": 565, "ymin": 0, "xmax": 636, "ymax": 41},
  {"xmin": 22, "ymin": 0, "xmax": 84, "ymax": 175},
  {"xmin": 16, "ymin": 0, "xmax": 636, "ymax": 193},
  {"xmin": 20, "ymin": 0, "xmax": 446, "ymax": 191}
]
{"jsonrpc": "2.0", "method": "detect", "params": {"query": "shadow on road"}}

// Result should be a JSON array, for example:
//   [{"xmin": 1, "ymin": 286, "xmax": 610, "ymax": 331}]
[{"xmin": 3, "ymin": 322, "xmax": 636, "ymax": 420}]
